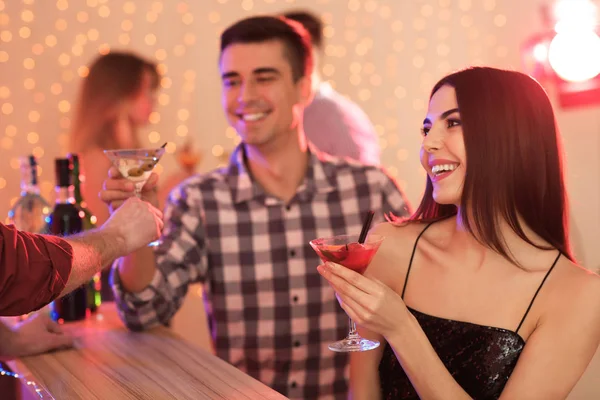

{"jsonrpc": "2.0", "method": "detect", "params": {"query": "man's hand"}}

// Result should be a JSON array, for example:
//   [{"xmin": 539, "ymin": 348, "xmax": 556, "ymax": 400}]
[
  {"xmin": 5, "ymin": 313, "xmax": 74, "ymax": 358},
  {"xmin": 100, "ymin": 167, "xmax": 160, "ymax": 210},
  {"xmin": 101, "ymin": 197, "xmax": 164, "ymax": 256}
]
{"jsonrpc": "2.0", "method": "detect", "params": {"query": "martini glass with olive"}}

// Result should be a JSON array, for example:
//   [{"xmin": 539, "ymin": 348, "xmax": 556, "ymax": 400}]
[
  {"xmin": 104, "ymin": 145, "xmax": 166, "ymax": 246},
  {"xmin": 104, "ymin": 146, "xmax": 166, "ymax": 198}
]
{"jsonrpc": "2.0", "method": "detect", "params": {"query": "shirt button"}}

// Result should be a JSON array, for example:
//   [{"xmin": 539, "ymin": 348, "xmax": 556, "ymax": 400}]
[
  {"xmin": 294, "ymin": 340, "xmax": 301, "ymax": 347},
  {"xmin": 292, "ymin": 296, "xmax": 299, "ymax": 303},
  {"xmin": 290, "ymin": 249, "xmax": 296, "ymax": 257},
  {"xmin": 290, "ymin": 381, "xmax": 297, "ymax": 388}
]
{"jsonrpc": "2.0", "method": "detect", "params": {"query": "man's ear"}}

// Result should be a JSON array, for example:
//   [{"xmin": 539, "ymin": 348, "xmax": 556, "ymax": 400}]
[{"xmin": 296, "ymin": 74, "xmax": 314, "ymax": 107}]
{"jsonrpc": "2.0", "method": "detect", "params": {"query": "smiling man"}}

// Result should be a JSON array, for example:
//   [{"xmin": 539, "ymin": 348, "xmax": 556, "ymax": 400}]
[{"xmin": 100, "ymin": 16, "xmax": 410, "ymax": 400}]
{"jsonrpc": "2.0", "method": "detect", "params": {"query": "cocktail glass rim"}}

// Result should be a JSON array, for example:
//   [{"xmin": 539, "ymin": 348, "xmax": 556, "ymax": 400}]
[
  {"xmin": 309, "ymin": 233, "xmax": 385, "ymax": 248},
  {"xmin": 103, "ymin": 147, "xmax": 166, "ymax": 155}
]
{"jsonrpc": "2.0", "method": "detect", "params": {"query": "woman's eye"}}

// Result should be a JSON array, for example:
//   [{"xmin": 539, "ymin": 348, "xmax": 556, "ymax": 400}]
[
  {"xmin": 447, "ymin": 118, "xmax": 461, "ymax": 128},
  {"xmin": 421, "ymin": 127, "xmax": 430, "ymax": 136}
]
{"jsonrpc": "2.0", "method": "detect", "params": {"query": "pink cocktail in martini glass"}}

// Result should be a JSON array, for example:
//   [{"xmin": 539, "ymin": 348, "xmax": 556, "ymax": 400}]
[{"xmin": 310, "ymin": 233, "xmax": 384, "ymax": 352}]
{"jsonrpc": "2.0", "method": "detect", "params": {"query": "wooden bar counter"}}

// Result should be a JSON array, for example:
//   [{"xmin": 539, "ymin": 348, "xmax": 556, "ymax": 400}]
[{"xmin": 6, "ymin": 303, "xmax": 287, "ymax": 400}]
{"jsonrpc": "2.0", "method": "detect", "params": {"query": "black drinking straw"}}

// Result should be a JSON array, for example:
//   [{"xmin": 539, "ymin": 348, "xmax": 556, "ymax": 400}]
[
  {"xmin": 160, "ymin": 142, "xmax": 168, "ymax": 148},
  {"xmin": 358, "ymin": 211, "xmax": 375, "ymax": 244}
]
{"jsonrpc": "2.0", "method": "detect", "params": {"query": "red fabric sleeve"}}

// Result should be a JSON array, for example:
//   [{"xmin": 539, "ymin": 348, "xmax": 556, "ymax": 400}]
[{"xmin": 0, "ymin": 223, "xmax": 74, "ymax": 316}]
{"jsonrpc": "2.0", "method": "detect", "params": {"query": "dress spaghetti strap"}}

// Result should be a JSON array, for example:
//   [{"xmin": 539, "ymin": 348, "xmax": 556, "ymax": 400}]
[
  {"xmin": 401, "ymin": 221, "xmax": 437, "ymax": 300},
  {"xmin": 515, "ymin": 251, "xmax": 562, "ymax": 334}
]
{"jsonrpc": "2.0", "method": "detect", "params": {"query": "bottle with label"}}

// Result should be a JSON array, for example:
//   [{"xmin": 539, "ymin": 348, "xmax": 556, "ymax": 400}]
[
  {"xmin": 8, "ymin": 155, "xmax": 51, "ymax": 234},
  {"xmin": 48, "ymin": 158, "xmax": 88, "ymax": 322},
  {"xmin": 69, "ymin": 153, "xmax": 101, "ymax": 312}
]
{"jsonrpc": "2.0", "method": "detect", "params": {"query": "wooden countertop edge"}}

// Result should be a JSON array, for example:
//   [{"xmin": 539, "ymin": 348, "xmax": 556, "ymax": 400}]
[{"xmin": 6, "ymin": 358, "xmax": 56, "ymax": 399}]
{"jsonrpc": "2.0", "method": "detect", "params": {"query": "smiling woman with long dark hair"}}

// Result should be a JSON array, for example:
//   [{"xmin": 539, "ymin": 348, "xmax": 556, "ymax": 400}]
[{"xmin": 317, "ymin": 66, "xmax": 600, "ymax": 399}]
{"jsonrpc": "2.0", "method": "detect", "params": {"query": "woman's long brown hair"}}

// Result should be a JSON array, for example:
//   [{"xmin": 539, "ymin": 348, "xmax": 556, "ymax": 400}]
[
  {"xmin": 401, "ymin": 67, "xmax": 573, "ymax": 264},
  {"xmin": 69, "ymin": 51, "xmax": 159, "ymax": 153}
]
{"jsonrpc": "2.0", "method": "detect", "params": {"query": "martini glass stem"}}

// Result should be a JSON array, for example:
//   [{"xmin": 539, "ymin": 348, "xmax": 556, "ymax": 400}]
[
  {"xmin": 132, "ymin": 182, "xmax": 159, "ymax": 247},
  {"xmin": 133, "ymin": 182, "xmax": 143, "ymax": 198},
  {"xmin": 348, "ymin": 318, "xmax": 359, "ymax": 339}
]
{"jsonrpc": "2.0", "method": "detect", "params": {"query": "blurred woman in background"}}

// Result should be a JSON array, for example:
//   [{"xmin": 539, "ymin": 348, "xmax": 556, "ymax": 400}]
[
  {"xmin": 69, "ymin": 51, "xmax": 160, "ymax": 226},
  {"xmin": 69, "ymin": 52, "xmax": 159, "ymax": 300}
]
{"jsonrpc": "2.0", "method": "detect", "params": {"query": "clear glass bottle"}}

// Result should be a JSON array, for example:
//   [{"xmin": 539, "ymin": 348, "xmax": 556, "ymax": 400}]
[
  {"xmin": 8, "ymin": 155, "xmax": 51, "ymax": 234},
  {"xmin": 68, "ymin": 153, "xmax": 101, "ymax": 312}
]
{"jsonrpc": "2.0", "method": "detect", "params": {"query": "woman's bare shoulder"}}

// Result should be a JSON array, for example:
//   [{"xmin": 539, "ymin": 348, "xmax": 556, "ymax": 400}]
[
  {"xmin": 542, "ymin": 257, "xmax": 600, "ymax": 326},
  {"xmin": 557, "ymin": 259, "xmax": 600, "ymax": 302},
  {"xmin": 371, "ymin": 220, "xmax": 429, "ymax": 241},
  {"xmin": 371, "ymin": 218, "xmax": 451, "ymax": 249},
  {"xmin": 367, "ymin": 221, "xmax": 431, "ymax": 291}
]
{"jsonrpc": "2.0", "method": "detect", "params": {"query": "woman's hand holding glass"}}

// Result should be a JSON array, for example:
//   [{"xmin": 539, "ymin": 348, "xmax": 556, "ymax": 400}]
[{"xmin": 317, "ymin": 261, "xmax": 410, "ymax": 340}]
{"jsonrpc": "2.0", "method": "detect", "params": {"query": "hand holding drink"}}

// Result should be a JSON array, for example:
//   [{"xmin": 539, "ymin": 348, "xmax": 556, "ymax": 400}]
[
  {"xmin": 310, "ymin": 211, "xmax": 384, "ymax": 352},
  {"xmin": 101, "ymin": 197, "xmax": 164, "ymax": 255},
  {"xmin": 100, "ymin": 144, "xmax": 166, "ymax": 247}
]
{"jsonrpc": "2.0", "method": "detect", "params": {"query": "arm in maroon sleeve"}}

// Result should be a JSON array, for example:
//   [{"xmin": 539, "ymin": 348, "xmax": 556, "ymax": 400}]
[
  {"xmin": 0, "ymin": 223, "xmax": 73, "ymax": 316},
  {"xmin": 0, "ymin": 197, "xmax": 163, "ymax": 317}
]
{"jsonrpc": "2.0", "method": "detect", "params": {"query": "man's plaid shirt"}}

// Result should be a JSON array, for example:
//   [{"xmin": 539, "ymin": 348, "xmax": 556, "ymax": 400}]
[{"xmin": 112, "ymin": 145, "xmax": 410, "ymax": 399}]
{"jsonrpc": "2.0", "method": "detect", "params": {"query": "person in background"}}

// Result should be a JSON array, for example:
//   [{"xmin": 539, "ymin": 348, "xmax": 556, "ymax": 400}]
[
  {"xmin": 68, "ymin": 51, "xmax": 160, "ymax": 226},
  {"xmin": 100, "ymin": 16, "xmax": 410, "ymax": 400},
  {"xmin": 317, "ymin": 67, "xmax": 600, "ymax": 399},
  {"xmin": 0, "ymin": 196, "xmax": 163, "ymax": 356},
  {"xmin": 68, "ymin": 51, "xmax": 160, "ymax": 300},
  {"xmin": 282, "ymin": 10, "xmax": 381, "ymax": 165}
]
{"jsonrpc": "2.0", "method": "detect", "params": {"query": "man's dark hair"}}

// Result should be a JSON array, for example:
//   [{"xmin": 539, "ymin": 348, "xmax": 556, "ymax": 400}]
[
  {"xmin": 281, "ymin": 10, "xmax": 324, "ymax": 50},
  {"xmin": 220, "ymin": 16, "xmax": 313, "ymax": 82}
]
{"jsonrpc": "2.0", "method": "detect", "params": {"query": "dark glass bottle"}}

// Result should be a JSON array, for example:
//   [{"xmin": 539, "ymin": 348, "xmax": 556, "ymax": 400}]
[
  {"xmin": 48, "ymin": 158, "xmax": 87, "ymax": 322},
  {"xmin": 69, "ymin": 153, "xmax": 101, "ymax": 312}
]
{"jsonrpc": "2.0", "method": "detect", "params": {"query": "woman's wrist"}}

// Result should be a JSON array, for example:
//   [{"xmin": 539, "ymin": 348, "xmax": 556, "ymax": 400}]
[{"xmin": 383, "ymin": 306, "xmax": 416, "ymax": 346}]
